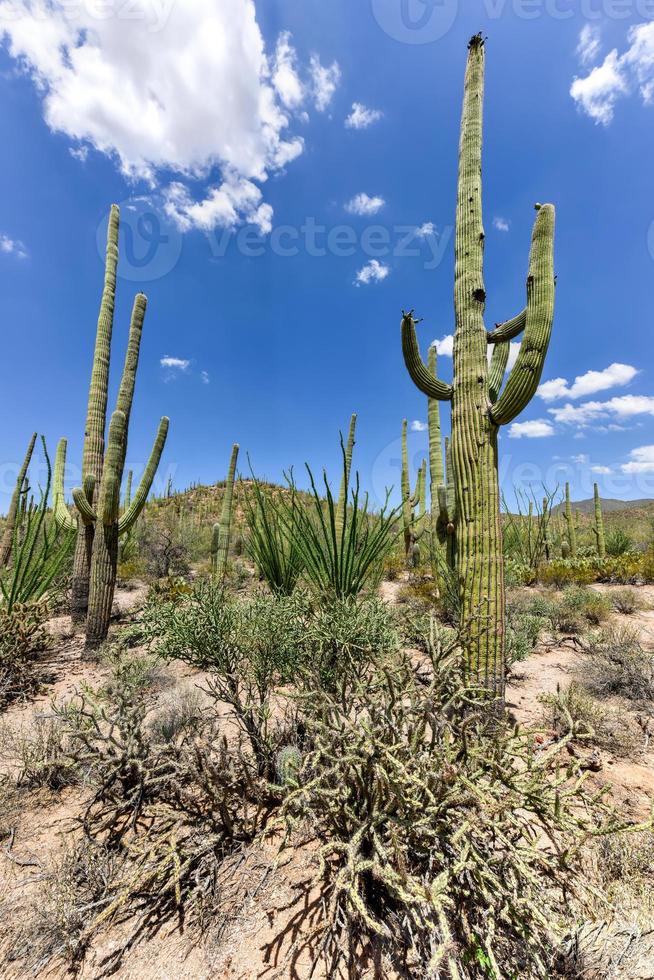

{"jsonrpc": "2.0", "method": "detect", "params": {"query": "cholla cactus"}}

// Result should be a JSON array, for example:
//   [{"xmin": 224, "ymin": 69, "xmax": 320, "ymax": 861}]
[
  {"xmin": 54, "ymin": 205, "xmax": 168, "ymax": 645},
  {"xmin": 0, "ymin": 432, "xmax": 36, "ymax": 567},
  {"xmin": 214, "ymin": 443, "xmax": 239, "ymax": 581},
  {"xmin": 401, "ymin": 36, "xmax": 555, "ymax": 697},
  {"xmin": 592, "ymin": 482, "xmax": 606, "ymax": 559},
  {"xmin": 564, "ymin": 482, "xmax": 577, "ymax": 558}
]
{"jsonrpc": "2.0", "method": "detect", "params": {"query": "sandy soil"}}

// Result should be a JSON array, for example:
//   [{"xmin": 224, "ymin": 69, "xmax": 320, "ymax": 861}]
[{"xmin": 0, "ymin": 580, "xmax": 652, "ymax": 978}]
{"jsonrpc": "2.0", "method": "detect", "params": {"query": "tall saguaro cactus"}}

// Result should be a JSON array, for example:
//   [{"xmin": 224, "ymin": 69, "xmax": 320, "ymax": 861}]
[
  {"xmin": 592, "ymin": 482, "xmax": 606, "ymax": 559},
  {"xmin": 213, "ymin": 443, "xmax": 239, "ymax": 581},
  {"xmin": 401, "ymin": 36, "xmax": 555, "ymax": 698},
  {"xmin": 564, "ymin": 482, "xmax": 577, "ymax": 558},
  {"xmin": 53, "ymin": 205, "xmax": 169, "ymax": 645},
  {"xmin": 0, "ymin": 432, "xmax": 37, "ymax": 567}
]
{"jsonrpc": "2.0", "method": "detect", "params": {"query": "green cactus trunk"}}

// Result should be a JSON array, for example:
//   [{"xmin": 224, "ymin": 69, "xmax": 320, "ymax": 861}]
[
  {"xmin": 401, "ymin": 419, "xmax": 413, "ymax": 557},
  {"xmin": 593, "ymin": 482, "xmax": 606, "ymax": 559},
  {"xmin": 564, "ymin": 482, "xmax": 577, "ymax": 558},
  {"xmin": 0, "ymin": 432, "xmax": 37, "ymax": 567},
  {"xmin": 336, "ymin": 413, "xmax": 357, "ymax": 540},
  {"xmin": 401, "ymin": 36, "xmax": 555, "ymax": 699},
  {"xmin": 214, "ymin": 443, "xmax": 239, "ymax": 582}
]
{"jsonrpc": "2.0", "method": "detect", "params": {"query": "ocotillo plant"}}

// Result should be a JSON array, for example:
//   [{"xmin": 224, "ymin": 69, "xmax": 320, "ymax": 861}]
[
  {"xmin": 335, "ymin": 413, "xmax": 357, "ymax": 540},
  {"xmin": 213, "ymin": 443, "xmax": 239, "ymax": 581},
  {"xmin": 0, "ymin": 432, "xmax": 36, "ymax": 567},
  {"xmin": 592, "ymin": 482, "xmax": 606, "ymax": 559},
  {"xmin": 54, "ymin": 205, "xmax": 169, "ymax": 645},
  {"xmin": 401, "ymin": 35, "xmax": 555, "ymax": 697},
  {"xmin": 564, "ymin": 482, "xmax": 577, "ymax": 558}
]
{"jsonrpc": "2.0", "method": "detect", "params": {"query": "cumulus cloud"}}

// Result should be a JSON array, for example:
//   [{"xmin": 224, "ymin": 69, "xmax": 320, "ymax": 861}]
[
  {"xmin": 508, "ymin": 420, "xmax": 555, "ymax": 439},
  {"xmin": 0, "ymin": 1, "xmax": 338, "ymax": 233},
  {"xmin": 164, "ymin": 177, "xmax": 275, "ymax": 234},
  {"xmin": 345, "ymin": 192, "xmax": 385, "ymax": 216},
  {"xmin": 549, "ymin": 394, "xmax": 654, "ymax": 426},
  {"xmin": 354, "ymin": 259, "xmax": 389, "ymax": 286},
  {"xmin": 432, "ymin": 335, "xmax": 453, "ymax": 357},
  {"xmin": 571, "ymin": 22, "xmax": 654, "ymax": 125},
  {"xmin": 415, "ymin": 222, "xmax": 436, "ymax": 237},
  {"xmin": 0, "ymin": 233, "xmax": 28, "ymax": 259},
  {"xmin": 159, "ymin": 354, "xmax": 191, "ymax": 372},
  {"xmin": 345, "ymin": 102, "xmax": 383, "ymax": 129},
  {"xmin": 577, "ymin": 24, "xmax": 601, "ymax": 66},
  {"xmin": 410, "ymin": 420, "xmax": 427, "ymax": 432},
  {"xmin": 590, "ymin": 465, "xmax": 612, "ymax": 474},
  {"xmin": 538, "ymin": 363, "xmax": 638, "ymax": 402},
  {"xmin": 621, "ymin": 445, "xmax": 654, "ymax": 473},
  {"xmin": 201, "ymin": 370, "xmax": 210, "ymax": 385},
  {"xmin": 493, "ymin": 216, "xmax": 510, "ymax": 232}
]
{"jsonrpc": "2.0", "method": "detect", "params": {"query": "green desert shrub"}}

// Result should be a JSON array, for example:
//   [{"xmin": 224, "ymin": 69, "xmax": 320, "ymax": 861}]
[
  {"xmin": 506, "ymin": 608, "xmax": 543, "ymax": 663},
  {"xmin": 538, "ymin": 559, "xmax": 596, "ymax": 589},
  {"xmin": 279, "ymin": 648, "xmax": 632, "ymax": 979},
  {"xmin": 605, "ymin": 528, "xmax": 635, "ymax": 557},
  {"xmin": 584, "ymin": 625, "xmax": 654, "ymax": 701},
  {"xmin": 611, "ymin": 587, "xmax": 645, "ymax": 615},
  {"xmin": 539, "ymin": 682, "xmax": 642, "ymax": 757}
]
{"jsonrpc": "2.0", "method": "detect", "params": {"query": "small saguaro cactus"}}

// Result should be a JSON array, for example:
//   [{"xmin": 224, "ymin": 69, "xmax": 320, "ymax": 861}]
[
  {"xmin": 401, "ymin": 35, "xmax": 555, "ymax": 698},
  {"xmin": 213, "ymin": 443, "xmax": 239, "ymax": 581},
  {"xmin": 336, "ymin": 413, "xmax": 357, "ymax": 540},
  {"xmin": 564, "ymin": 482, "xmax": 577, "ymax": 558},
  {"xmin": 53, "ymin": 205, "xmax": 169, "ymax": 645},
  {"xmin": 401, "ymin": 419, "xmax": 423, "ymax": 560},
  {"xmin": 592, "ymin": 482, "xmax": 606, "ymax": 559},
  {"xmin": 0, "ymin": 432, "xmax": 36, "ymax": 567}
]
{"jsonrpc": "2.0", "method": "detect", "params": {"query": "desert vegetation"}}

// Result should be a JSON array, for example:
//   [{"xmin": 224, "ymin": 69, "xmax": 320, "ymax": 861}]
[{"xmin": 1, "ymin": 32, "xmax": 653, "ymax": 980}]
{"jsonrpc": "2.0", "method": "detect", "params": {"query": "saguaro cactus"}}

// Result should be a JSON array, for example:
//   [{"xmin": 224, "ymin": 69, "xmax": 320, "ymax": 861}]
[
  {"xmin": 401, "ymin": 35, "xmax": 555, "ymax": 697},
  {"xmin": 0, "ymin": 432, "xmax": 36, "ymax": 567},
  {"xmin": 401, "ymin": 419, "xmax": 424, "ymax": 561},
  {"xmin": 336, "ymin": 413, "xmax": 357, "ymax": 539},
  {"xmin": 564, "ymin": 482, "xmax": 577, "ymax": 558},
  {"xmin": 53, "ymin": 205, "xmax": 168, "ymax": 644},
  {"xmin": 214, "ymin": 443, "xmax": 239, "ymax": 581},
  {"xmin": 427, "ymin": 347, "xmax": 456, "ymax": 576},
  {"xmin": 592, "ymin": 482, "xmax": 606, "ymax": 559}
]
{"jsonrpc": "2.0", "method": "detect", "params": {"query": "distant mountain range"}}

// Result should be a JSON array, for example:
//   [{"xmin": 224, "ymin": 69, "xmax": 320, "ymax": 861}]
[{"xmin": 551, "ymin": 498, "xmax": 654, "ymax": 515}]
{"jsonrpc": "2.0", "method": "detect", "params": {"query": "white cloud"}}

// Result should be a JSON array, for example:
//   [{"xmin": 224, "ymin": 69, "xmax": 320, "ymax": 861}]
[
  {"xmin": 310, "ymin": 54, "xmax": 340, "ymax": 111},
  {"xmin": 354, "ymin": 259, "xmax": 389, "ymax": 286},
  {"xmin": 432, "ymin": 335, "xmax": 453, "ymax": 357},
  {"xmin": 508, "ymin": 419, "xmax": 555, "ymax": 439},
  {"xmin": 164, "ymin": 177, "xmax": 275, "ymax": 234},
  {"xmin": 572, "ymin": 454, "xmax": 589, "ymax": 464},
  {"xmin": 200, "ymin": 370, "xmax": 210, "ymax": 385},
  {"xmin": 160, "ymin": 355, "xmax": 190, "ymax": 372},
  {"xmin": 590, "ymin": 465, "xmax": 612, "ymax": 474},
  {"xmin": 415, "ymin": 222, "xmax": 436, "ymax": 238},
  {"xmin": 538, "ymin": 363, "xmax": 638, "ymax": 401},
  {"xmin": 0, "ymin": 234, "xmax": 27, "ymax": 259},
  {"xmin": 571, "ymin": 22, "xmax": 654, "ymax": 125},
  {"xmin": 549, "ymin": 394, "xmax": 654, "ymax": 426},
  {"xmin": 0, "ymin": 1, "xmax": 337, "ymax": 233},
  {"xmin": 345, "ymin": 192, "xmax": 385, "ymax": 216},
  {"xmin": 621, "ymin": 445, "xmax": 654, "ymax": 473},
  {"xmin": 345, "ymin": 102, "xmax": 383, "ymax": 129},
  {"xmin": 69, "ymin": 145, "xmax": 88, "ymax": 162},
  {"xmin": 493, "ymin": 216, "xmax": 510, "ymax": 232},
  {"xmin": 410, "ymin": 420, "xmax": 427, "ymax": 432},
  {"xmin": 577, "ymin": 24, "xmax": 601, "ymax": 66}
]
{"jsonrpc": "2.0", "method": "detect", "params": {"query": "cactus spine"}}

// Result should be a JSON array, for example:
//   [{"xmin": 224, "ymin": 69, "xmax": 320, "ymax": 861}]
[
  {"xmin": 401, "ymin": 36, "xmax": 555, "ymax": 698},
  {"xmin": 564, "ymin": 482, "xmax": 577, "ymax": 558},
  {"xmin": 336, "ymin": 413, "xmax": 357, "ymax": 540},
  {"xmin": 0, "ymin": 432, "xmax": 36, "ymax": 567},
  {"xmin": 53, "ymin": 205, "xmax": 169, "ymax": 646},
  {"xmin": 214, "ymin": 443, "xmax": 239, "ymax": 581},
  {"xmin": 592, "ymin": 482, "xmax": 606, "ymax": 558}
]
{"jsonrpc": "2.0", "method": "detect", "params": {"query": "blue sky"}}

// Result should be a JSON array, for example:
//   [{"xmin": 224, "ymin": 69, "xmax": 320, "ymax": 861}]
[{"xmin": 1, "ymin": 0, "xmax": 654, "ymax": 511}]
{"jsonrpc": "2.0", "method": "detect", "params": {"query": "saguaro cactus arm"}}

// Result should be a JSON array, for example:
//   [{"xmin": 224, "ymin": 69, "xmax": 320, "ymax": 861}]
[
  {"xmin": 488, "ymin": 340, "xmax": 510, "ymax": 403},
  {"xmin": 401, "ymin": 313, "xmax": 453, "ymax": 401},
  {"xmin": 71, "ymin": 486, "xmax": 97, "ymax": 525},
  {"xmin": 0, "ymin": 431, "xmax": 37, "ymax": 566},
  {"xmin": 490, "ymin": 203, "xmax": 556, "ymax": 425},
  {"xmin": 53, "ymin": 438, "xmax": 76, "ymax": 533},
  {"xmin": 487, "ymin": 308, "xmax": 526, "ymax": 344},
  {"xmin": 115, "ymin": 294, "xmax": 147, "ymax": 425},
  {"xmin": 118, "ymin": 417, "xmax": 170, "ymax": 535}
]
